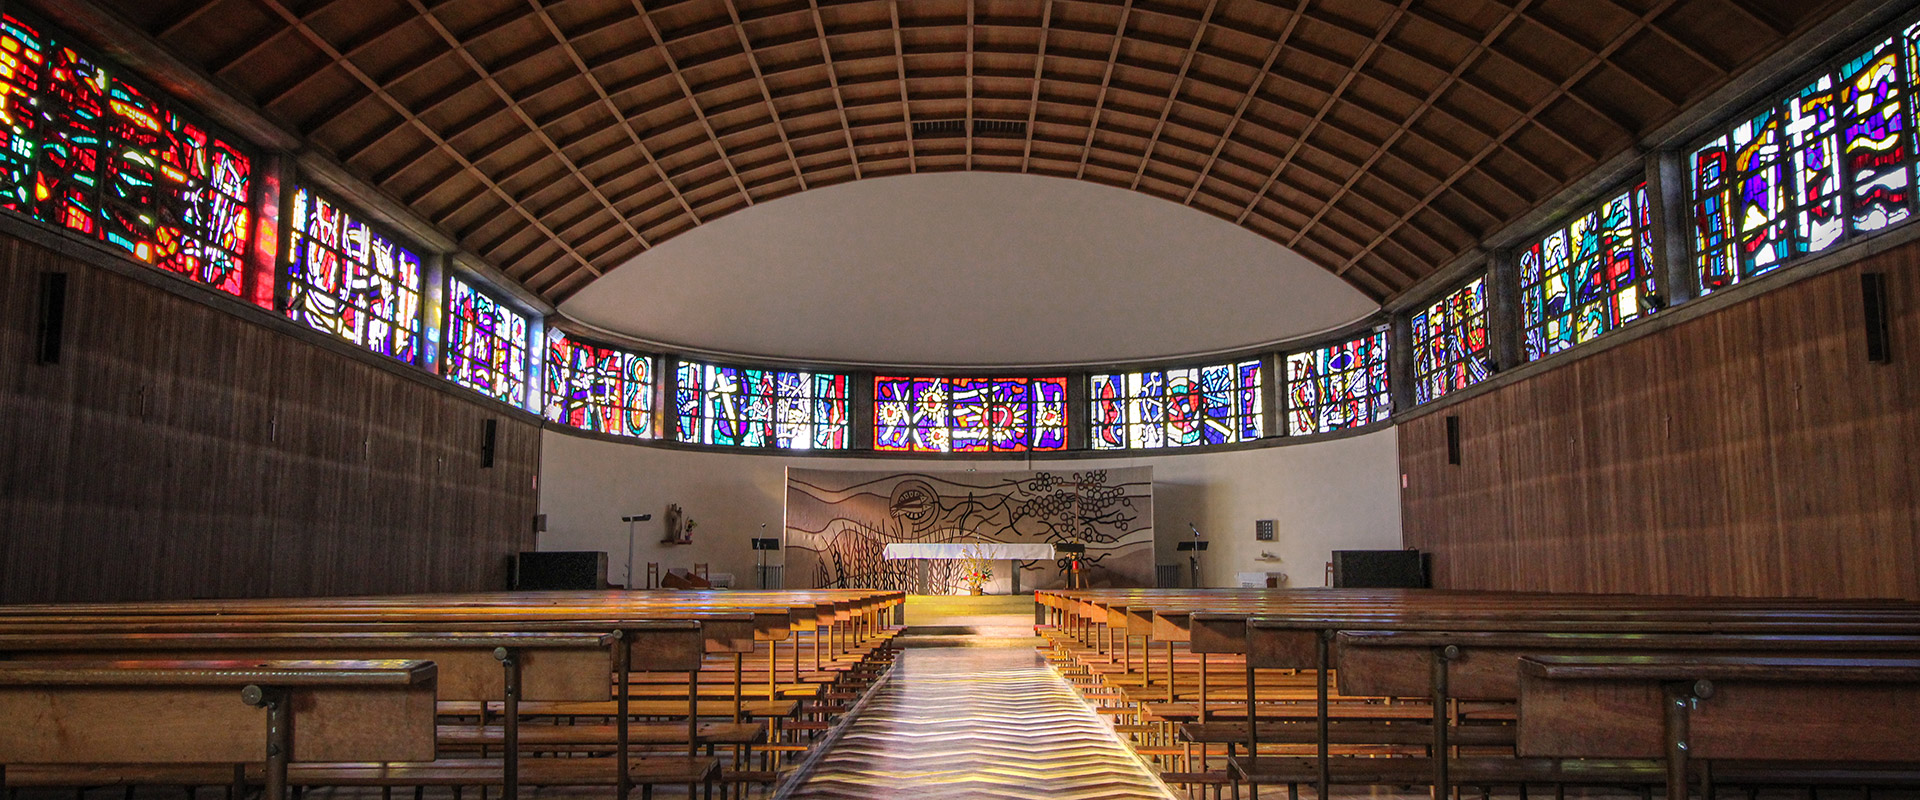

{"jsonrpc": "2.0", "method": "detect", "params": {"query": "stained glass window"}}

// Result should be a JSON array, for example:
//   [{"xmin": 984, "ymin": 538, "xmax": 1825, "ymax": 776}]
[
  {"xmin": 0, "ymin": 11, "xmax": 251, "ymax": 295},
  {"xmin": 1518, "ymin": 183, "xmax": 1659, "ymax": 361},
  {"xmin": 444, "ymin": 277, "xmax": 529, "ymax": 405},
  {"xmin": 675, "ymin": 360, "xmax": 848, "ymax": 449},
  {"xmin": 283, "ymin": 186, "xmax": 422, "ymax": 362},
  {"xmin": 1284, "ymin": 328, "xmax": 1390, "ymax": 435},
  {"xmin": 874, "ymin": 376, "xmax": 1067, "ymax": 452},
  {"xmin": 1090, "ymin": 360, "xmax": 1262, "ymax": 450},
  {"xmin": 1693, "ymin": 26, "xmax": 1918, "ymax": 294},
  {"xmin": 1410, "ymin": 276, "xmax": 1490, "ymax": 405},
  {"xmin": 544, "ymin": 331, "xmax": 654, "ymax": 438}
]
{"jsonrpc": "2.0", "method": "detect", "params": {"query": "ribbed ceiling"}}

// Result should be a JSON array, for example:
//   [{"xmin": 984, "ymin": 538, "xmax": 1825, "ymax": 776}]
[{"xmin": 91, "ymin": 0, "xmax": 1849, "ymax": 304}]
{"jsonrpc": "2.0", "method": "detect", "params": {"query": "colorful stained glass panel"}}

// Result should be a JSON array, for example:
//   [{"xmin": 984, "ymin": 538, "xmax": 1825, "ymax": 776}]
[
  {"xmin": 444, "ymin": 277, "xmax": 529, "ymax": 405},
  {"xmin": 1089, "ymin": 361, "xmax": 1262, "ymax": 450},
  {"xmin": 676, "ymin": 360, "xmax": 848, "ymax": 450},
  {"xmin": 284, "ymin": 186, "xmax": 422, "ymax": 362},
  {"xmin": 1285, "ymin": 327, "xmax": 1391, "ymax": 435},
  {"xmin": 0, "ymin": 12, "xmax": 252, "ymax": 296},
  {"xmin": 1411, "ymin": 276, "xmax": 1490, "ymax": 404},
  {"xmin": 544, "ymin": 331, "xmax": 654, "ymax": 438},
  {"xmin": 872, "ymin": 376, "xmax": 1067, "ymax": 452},
  {"xmin": 1519, "ymin": 184, "xmax": 1658, "ymax": 361}
]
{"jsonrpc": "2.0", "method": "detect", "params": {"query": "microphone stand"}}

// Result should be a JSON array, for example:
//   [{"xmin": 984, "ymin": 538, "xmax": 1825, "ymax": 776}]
[{"xmin": 1189, "ymin": 523, "xmax": 1203, "ymax": 589}]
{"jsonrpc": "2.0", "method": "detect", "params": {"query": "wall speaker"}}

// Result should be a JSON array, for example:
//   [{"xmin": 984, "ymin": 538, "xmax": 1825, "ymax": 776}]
[
  {"xmin": 481, "ymin": 418, "xmax": 497, "ymax": 468},
  {"xmin": 36, "ymin": 272, "xmax": 67, "ymax": 365},
  {"xmin": 1445, "ymin": 415, "xmax": 1461, "ymax": 465},
  {"xmin": 1862, "ymin": 272, "xmax": 1891, "ymax": 363}
]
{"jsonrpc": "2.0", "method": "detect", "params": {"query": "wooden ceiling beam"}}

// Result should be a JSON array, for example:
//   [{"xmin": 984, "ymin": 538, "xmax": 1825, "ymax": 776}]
[
  {"xmin": 1339, "ymin": 0, "xmax": 1683, "ymax": 278},
  {"xmin": 888, "ymin": 0, "xmax": 918, "ymax": 172},
  {"xmin": 1234, "ymin": 0, "xmax": 1413, "ymax": 226},
  {"xmin": 1288, "ymin": 0, "xmax": 1533, "ymax": 256},
  {"xmin": 1183, "ymin": 0, "xmax": 1308, "ymax": 204},
  {"xmin": 239, "ymin": 0, "xmax": 599, "ymax": 285},
  {"xmin": 623, "ymin": 6, "xmax": 752, "ymax": 204},
  {"xmin": 1128, "ymin": 0, "xmax": 1217, "ymax": 191},
  {"xmin": 803, "ymin": 0, "xmax": 864, "ymax": 179},
  {"xmin": 407, "ymin": 0, "xmax": 650, "ymax": 267},
  {"xmin": 1019, "ymin": 0, "xmax": 1054, "ymax": 174},
  {"xmin": 1074, "ymin": 0, "xmax": 1135, "ymax": 180},
  {"xmin": 720, "ymin": 0, "xmax": 810, "ymax": 191}
]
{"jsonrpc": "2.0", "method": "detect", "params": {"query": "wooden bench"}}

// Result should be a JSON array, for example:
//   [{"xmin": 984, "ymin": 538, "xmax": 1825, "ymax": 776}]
[
  {"xmin": 1038, "ymin": 588, "xmax": 1920, "ymax": 798},
  {"xmin": 1518, "ymin": 655, "xmax": 1920, "ymax": 799},
  {"xmin": 0, "ymin": 659, "xmax": 436, "ymax": 800},
  {"xmin": 0, "ymin": 590, "xmax": 903, "ymax": 799}
]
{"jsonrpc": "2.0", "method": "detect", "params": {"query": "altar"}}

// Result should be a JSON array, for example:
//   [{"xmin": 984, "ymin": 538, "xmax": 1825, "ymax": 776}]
[{"xmin": 883, "ymin": 543, "xmax": 1057, "ymax": 594}]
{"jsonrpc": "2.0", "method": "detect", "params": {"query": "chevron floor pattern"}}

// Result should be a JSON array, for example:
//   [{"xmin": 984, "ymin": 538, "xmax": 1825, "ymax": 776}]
[{"xmin": 781, "ymin": 646, "xmax": 1174, "ymax": 800}]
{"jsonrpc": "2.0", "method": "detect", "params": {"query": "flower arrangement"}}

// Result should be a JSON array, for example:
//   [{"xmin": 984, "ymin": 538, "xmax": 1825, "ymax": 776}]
[{"xmin": 957, "ymin": 542, "xmax": 993, "ymax": 595}]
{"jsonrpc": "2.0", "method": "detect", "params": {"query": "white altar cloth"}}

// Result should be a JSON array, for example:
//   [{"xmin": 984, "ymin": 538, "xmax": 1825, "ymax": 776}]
[{"xmin": 882, "ymin": 543, "xmax": 1057, "ymax": 561}]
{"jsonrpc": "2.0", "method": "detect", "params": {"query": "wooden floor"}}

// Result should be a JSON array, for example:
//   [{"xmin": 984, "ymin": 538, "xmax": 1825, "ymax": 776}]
[{"xmin": 780, "ymin": 645, "xmax": 1173, "ymax": 800}]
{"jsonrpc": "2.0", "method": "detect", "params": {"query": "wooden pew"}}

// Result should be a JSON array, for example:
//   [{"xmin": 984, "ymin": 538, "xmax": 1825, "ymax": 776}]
[
  {"xmin": 1041, "ymin": 589, "xmax": 1920, "ymax": 798},
  {"xmin": 0, "ymin": 590, "xmax": 902, "ymax": 798},
  {"xmin": 0, "ymin": 659, "xmax": 436, "ymax": 800},
  {"xmin": 1518, "ymin": 655, "xmax": 1920, "ymax": 798},
  {"xmin": 0, "ymin": 630, "xmax": 622, "ymax": 800}
]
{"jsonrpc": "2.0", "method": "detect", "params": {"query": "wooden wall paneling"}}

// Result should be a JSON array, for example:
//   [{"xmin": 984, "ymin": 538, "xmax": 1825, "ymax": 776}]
[
  {"xmin": 1500, "ymin": 361, "xmax": 1585, "ymax": 593},
  {"xmin": 1448, "ymin": 387, "xmax": 1516, "ymax": 589},
  {"xmin": 1574, "ymin": 336, "xmax": 1663, "ymax": 595},
  {"xmin": 0, "ymin": 229, "xmax": 538, "ymax": 603},
  {"xmin": 1397, "ymin": 413, "xmax": 1443, "ymax": 578},
  {"xmin": 1401, "ymin": 236, "xmax": 1920, "ymax": 600},
  {"xmin": 1890, "ymin": 248, "xmax": 1920, "ymax": 595},
  {"xmin": 0, "ymin": 240, "xmax": 78, "ymax": 603},
  {"xmin": 146, "ymin": 291, "xmax": 278, "ymax": 600},
  {"xmin": 1889, "ymin": 249, "xmax": 1920, "ymax": 590},
  {"xmin": 1755, "ymin": 264, "xmax": 1883, "ymax": 598},
  {"xmin": 58, "ymin": 255, "xmax": 182, "ymax": 602},
  {"xmin": 363, "ymin": 372, "xmax": 431, "ymax": 594},
  {"xmin": 263, "ymin": 345, "xmax": 365, "ymax": 597}
]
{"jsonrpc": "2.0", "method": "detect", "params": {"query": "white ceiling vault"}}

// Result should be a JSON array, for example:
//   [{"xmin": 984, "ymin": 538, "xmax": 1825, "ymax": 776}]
[{"xmin": 558, "ymin": 172, "xmax": 1378, "ymax": 366}]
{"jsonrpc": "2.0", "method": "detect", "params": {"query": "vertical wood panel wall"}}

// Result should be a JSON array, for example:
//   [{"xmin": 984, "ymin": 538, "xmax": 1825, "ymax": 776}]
[
  {"xmin": 1401, "ymin": 239, "xmax": 1920, "ymax": 599},
  {"xmin": 0, "ymin": 232, "xmax": 538, "ymax": 603}
]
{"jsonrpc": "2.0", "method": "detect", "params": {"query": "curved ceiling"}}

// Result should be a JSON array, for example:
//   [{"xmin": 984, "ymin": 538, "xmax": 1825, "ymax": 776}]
[
  {"xmin": 560, "ymin": 171, "xmax": 1378, "ymax": 365},
  {"xmin": 99, "ymin": 0, "xmax": 1846, "ymax": 306}
]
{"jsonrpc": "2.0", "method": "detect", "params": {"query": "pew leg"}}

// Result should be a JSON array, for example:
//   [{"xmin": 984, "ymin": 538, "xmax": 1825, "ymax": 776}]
[{"xmin": 497, "ymin": 648, "xmax": 521, "ymax": 800}]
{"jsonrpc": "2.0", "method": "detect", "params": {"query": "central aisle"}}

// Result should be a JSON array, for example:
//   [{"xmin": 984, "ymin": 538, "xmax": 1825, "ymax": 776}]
[{"xmin": 781, "ymin": 646, "xmax": 1175, "ymax": 800}]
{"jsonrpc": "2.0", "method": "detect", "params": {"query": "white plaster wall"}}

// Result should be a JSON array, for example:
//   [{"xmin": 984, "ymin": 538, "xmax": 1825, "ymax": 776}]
[
  {"xmin": 536, "ymin": 427, "xmax": 1403, "ymax": 590},
  {"xmin": 559, "ymin": 173, "xmax": 1377, "ymax": 366}
]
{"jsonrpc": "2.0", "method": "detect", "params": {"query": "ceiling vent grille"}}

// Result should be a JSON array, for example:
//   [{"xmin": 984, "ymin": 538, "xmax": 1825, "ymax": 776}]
[
  {"xmin": 973, "ymin": 119, "xmax": 1026, "ymax": 137},
  {"xmin": 910, "ymin": 119, "xmax": 1027, "ymax": 138},
  {"xmin": 912, "ymin": 119, "xmax": 964, "ymax": 138}
]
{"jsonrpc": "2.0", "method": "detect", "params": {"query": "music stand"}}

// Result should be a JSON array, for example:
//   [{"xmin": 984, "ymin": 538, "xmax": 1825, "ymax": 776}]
[
  {"xmin": 751, "ymin": 535, "xmax": 781, "ymax": 589},
  {"xmin": 1176, "ymin": 540, "xmax": 1208, "ymax": 588},
  {"xmin": 621, "ymin": 513, "xmax": 653, "ymax": 589}
]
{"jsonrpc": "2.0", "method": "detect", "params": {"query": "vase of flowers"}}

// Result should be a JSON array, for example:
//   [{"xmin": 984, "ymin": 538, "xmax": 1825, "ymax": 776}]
[{"xmin": 957, "ymin": 542, "xmax": 992, "ymax": 595}]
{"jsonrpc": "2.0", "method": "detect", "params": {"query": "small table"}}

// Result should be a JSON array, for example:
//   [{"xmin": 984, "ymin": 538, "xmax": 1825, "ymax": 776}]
[{"xmin": 882, "ymin": 543, "xmax": 1057, "ymax": 594}]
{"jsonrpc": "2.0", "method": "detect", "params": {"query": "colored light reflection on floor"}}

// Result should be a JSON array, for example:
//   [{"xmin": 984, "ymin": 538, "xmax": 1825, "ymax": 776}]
[{"xmin": 782, "ymin": 646, "xmax": 1173, "ymax": 799}]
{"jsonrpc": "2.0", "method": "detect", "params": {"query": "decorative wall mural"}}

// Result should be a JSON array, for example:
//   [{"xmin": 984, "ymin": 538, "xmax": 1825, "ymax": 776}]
[{"xmin": 784, "ymin": 467, "xmax": 1154, "ymax": 593}]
